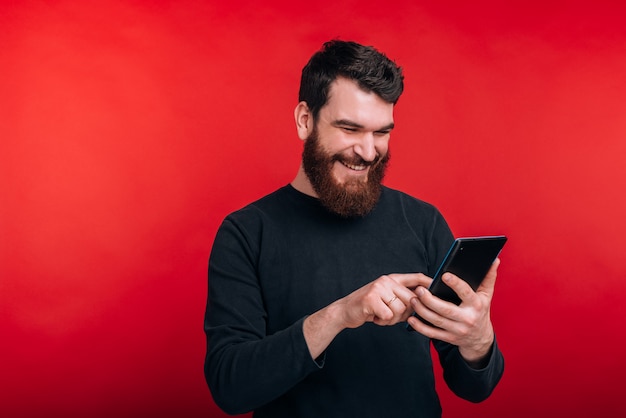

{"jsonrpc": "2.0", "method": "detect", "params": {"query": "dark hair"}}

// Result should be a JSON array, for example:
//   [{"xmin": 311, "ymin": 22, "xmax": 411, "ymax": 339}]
[{"xmin": 298, "ymin": 40, "xmax": 404, "ymax": 120}]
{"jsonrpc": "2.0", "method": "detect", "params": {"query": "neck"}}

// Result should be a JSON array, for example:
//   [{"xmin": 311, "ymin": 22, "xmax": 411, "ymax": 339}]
[{"xmin": 291, "ymin": 164, "xmax": 318, "ymax": 197}]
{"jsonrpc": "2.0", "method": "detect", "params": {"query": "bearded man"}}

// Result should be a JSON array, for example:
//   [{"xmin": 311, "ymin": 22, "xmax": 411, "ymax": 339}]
[{"xmin": 204, "ymin": 40, "xmax": 504, "ymax": 418}]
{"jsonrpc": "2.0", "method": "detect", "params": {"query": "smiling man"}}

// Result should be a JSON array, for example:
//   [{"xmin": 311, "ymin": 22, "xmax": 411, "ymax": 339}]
[
  {"xmin": 204, "ymin": 40, "xmax": 504, "ymax": 417},
  {"xmin": 294, "ymin": 76, "xmax": 394, "ymax": 218}
]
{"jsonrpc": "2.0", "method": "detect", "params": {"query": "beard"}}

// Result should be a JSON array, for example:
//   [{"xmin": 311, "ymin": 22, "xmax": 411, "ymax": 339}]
[{"xmin": 301, "ymin": 128, "xmax": 390, "ymax": 218}]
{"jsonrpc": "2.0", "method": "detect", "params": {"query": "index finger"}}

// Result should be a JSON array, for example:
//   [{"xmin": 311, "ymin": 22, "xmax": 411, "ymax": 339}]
[{"xmin": 387, "ymin": 272, "xmax": 433, "ymax": 290}]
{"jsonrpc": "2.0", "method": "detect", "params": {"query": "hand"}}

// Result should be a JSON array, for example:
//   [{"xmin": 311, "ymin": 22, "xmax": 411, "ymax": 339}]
[
  {"xmin": 303, "ymin": 273, "xmax": 430, "ymax": 359},
  {"xmin": 407, "ymin": 259, "xmax": 501, "ymax": 366},
  {"xmin": 336, "ymin": 273, "xmax": 431, "ymax": 329}
]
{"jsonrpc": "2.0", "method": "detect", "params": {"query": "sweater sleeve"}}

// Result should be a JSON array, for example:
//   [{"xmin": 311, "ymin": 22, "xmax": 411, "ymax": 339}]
[
  {"xmin": 433, "ymin": 337, "xmax": 505, "ymax": 402},
  {"xmin": 204, "ymin": 216, "xmax": 322, "ymax": 415},
  {"xmin": 424, "ymin": 203, "xmax": 505, "ymax": 402}
]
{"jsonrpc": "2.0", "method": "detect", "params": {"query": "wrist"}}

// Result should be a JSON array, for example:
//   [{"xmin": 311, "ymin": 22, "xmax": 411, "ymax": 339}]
[
  {"xmin": 459, "ymin": 332, "xmax": 494, "ymax": 369},
  {"xmin": 303, "ymin": 302, "xmax": 347, "ymax": 359}
]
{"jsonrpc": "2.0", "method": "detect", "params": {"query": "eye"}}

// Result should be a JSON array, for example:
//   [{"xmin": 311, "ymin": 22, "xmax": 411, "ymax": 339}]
[{"xmin": 341, "ymin": 127, "xmax": 358, "ymax": 133}]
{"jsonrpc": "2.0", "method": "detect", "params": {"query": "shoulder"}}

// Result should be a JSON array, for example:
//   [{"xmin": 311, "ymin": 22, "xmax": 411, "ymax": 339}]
[
  {"xmin": 220, "ymin": 187, "xmax": 283, "ymax": 229},
  {"xmin": 219, "ymin": 185, "xmax": 318, "ymax": 238},
  {"xmin": 225, "ymin": 185, "xmax": 306, "ymax": 224},
  {"xmin": 379, "ymin": 186, "xmax": 443, "ymax": 218},
  {"xmin": 378, "ymin": 186, "xmax": 453, "ymax": 244},
  {"xmin": 211, "ymin": 187, "xmax": 290, "ymax": 256}
]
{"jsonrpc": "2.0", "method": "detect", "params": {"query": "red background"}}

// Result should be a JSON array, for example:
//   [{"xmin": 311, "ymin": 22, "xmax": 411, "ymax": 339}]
[{"xmin": 2, "ymin": 1, "xmax": 626, "ymax": 417}]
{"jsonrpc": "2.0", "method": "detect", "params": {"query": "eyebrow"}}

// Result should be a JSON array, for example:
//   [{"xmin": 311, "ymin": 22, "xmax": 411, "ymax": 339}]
[{"xmin": 332, "ymin": 119, "xmax": 395, "ymax": 132}]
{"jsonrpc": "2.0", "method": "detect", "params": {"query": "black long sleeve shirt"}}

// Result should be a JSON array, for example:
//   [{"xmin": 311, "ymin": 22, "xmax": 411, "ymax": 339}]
[{"xmin": 204, "ymin": 185, "xmax": 504, "ymax": 417}]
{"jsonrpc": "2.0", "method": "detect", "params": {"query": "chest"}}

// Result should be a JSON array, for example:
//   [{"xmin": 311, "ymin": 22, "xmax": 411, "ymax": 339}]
[{"xmin": 256, "ymin": 217, "xmax": 430, "ymax": 333}]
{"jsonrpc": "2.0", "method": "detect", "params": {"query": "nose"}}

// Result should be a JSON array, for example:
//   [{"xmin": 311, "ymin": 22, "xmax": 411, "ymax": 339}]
[{"xmin": 353, "ymin": 133, "xmax": 378, "ymax": 162}]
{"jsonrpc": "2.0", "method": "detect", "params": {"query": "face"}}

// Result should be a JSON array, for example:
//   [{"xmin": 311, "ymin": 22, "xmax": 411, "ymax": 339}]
[{"xmin": 301, "ymin": 77, "xmax": 395, "ymax": 217}]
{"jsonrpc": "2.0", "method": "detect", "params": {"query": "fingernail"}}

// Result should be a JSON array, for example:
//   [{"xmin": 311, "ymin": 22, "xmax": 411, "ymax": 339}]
[{"xmin": 417, "ymin": 287, "xmax": 425, "ymax": 296}]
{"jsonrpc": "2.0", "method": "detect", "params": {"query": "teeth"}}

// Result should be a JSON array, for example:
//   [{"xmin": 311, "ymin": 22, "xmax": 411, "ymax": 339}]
[{"xmin": 341, "ymin": 161, "xmax": 367, "ymax": 171}]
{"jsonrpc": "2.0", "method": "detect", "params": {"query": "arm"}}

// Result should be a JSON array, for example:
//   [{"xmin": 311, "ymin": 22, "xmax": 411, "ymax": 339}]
[
  {"xmin": 204, "ymin": 219, "xmax": 321, "ymax": 414},
  {"xmin": 407, "ymin": 259, "xmax": 505, "ymax": 401}
]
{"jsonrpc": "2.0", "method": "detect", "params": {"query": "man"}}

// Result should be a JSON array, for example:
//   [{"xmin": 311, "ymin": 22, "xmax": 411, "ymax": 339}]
[{"xmin": 204, "ymin": 40, "xmax": 504, "ymax": 417}]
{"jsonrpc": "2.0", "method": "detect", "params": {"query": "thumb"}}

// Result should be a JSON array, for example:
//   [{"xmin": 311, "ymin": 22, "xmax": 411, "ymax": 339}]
[{"xmin": 477, "ymin": 258, "xmax": 500, "ymax": 296}]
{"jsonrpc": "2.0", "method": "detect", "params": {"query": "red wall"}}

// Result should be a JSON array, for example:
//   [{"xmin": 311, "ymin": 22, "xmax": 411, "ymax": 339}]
[{"xmin": 2, "ymin": 1, "xmax": 625, "ymax": 417}]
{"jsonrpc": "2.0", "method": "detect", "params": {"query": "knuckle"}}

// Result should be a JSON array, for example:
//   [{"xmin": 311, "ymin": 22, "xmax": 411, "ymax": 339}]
[
  {"xmin": 379, "ymin": 275, "xmax": 394, "ymax": 285},
  {"xmin": 457, "ymin": 326, "xmax": 470, "ymax": 338},
  {"xmin": 464, "ymin": 311, "xmax": 479, "ymax": 328},
  {"xmin": 372, "ymin": 278, "xmax": 387, "ymax": 290},
  {"xmin": 440, "ymin": 306, "xmax": 454, "ymax": 318},
  {"xmin": 379, "ymin": 310, "xmax": 393, "ymax": 321},
  {"xmin": 431, "ymin": 316, "xmax": 446, "ymax": 328},
  {"xmin": 364, "ymin": 292, "xmax": 378, "ymax": 305}
]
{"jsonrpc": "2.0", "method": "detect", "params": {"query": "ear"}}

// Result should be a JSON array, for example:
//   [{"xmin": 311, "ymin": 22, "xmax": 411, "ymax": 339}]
[{"xmin": 294, "ymin": 101, "xmax": 313, "ymax": 140}]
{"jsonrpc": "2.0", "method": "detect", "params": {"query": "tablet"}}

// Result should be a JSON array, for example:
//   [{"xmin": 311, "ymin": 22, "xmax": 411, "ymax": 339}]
[{"xmin": 428, "ymin": 235, "xmax": 507, "ymax": 305}]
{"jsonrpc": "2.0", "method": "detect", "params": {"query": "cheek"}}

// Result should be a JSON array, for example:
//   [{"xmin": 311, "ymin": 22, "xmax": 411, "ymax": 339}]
[
  {"xmin": 325, "ymin": 139, "xmax": 355, "ymax": 160},
  {"xmin": 314, "ymin": 131, "xmax": 342, "ymax": 152},
  {"xmin": 375, "ymin": 138, "xmax": 390, "ymax": 157}
]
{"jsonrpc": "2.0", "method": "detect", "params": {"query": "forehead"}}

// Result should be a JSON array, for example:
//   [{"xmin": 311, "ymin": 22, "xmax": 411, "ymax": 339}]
[{"xmin": 321, "ymin": 77, "xmax": 394, "ymax": 128}]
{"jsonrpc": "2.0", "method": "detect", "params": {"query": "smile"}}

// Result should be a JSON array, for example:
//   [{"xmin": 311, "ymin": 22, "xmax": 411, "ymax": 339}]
[{"xmin": 340, "ymin": 161, "xmax": 368, "ymax": 171}]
